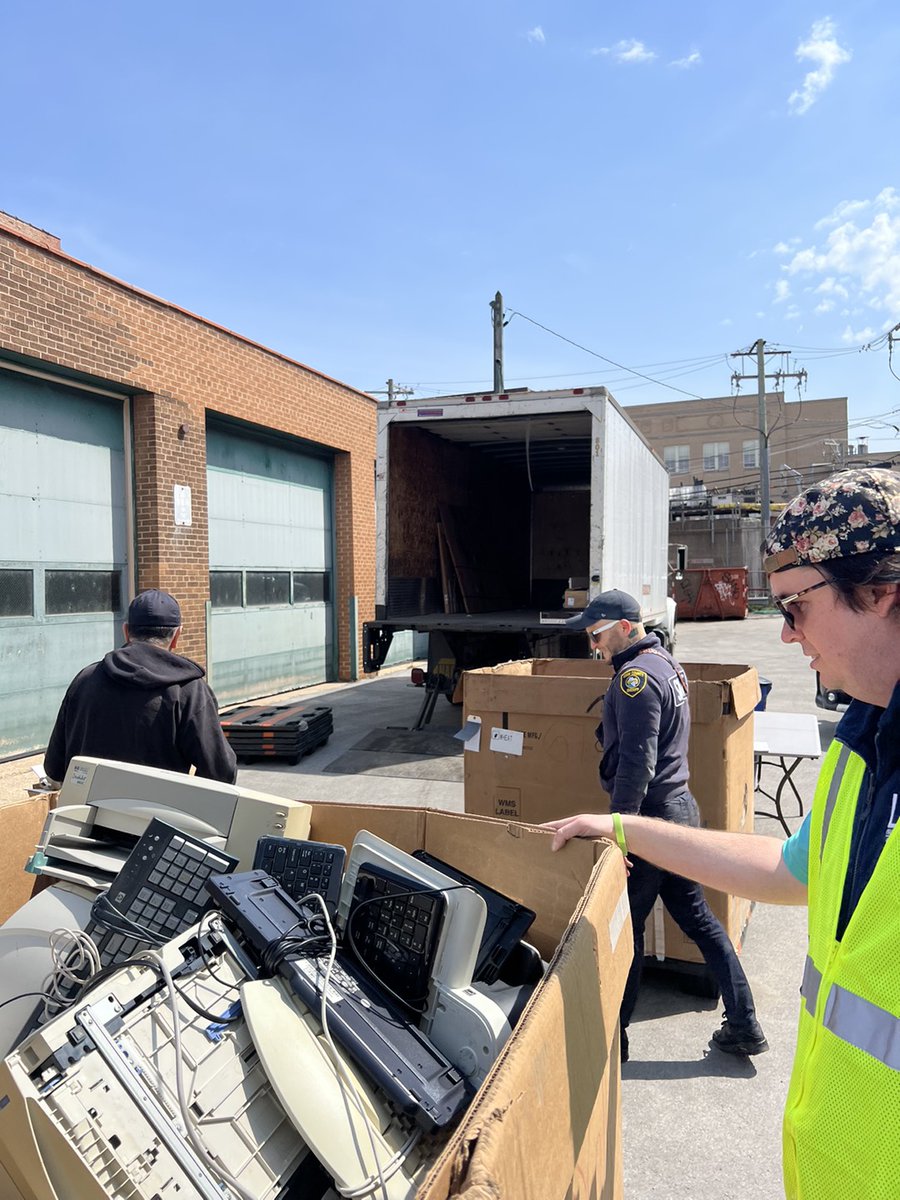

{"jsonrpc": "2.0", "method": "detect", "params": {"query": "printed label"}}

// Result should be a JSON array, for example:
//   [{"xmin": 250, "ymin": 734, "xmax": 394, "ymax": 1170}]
[{"xmin": 489, "ymin": 727, "xmax": 524, "ymax": 756}]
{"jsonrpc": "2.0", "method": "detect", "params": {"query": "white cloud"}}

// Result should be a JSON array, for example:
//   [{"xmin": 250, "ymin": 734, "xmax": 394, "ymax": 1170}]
[
  {"xmin": 788, "ymin": 18, "xmax": 851, "ymax": 115},
  {"xmin": 526, "ymin": 26, "xmax": 545, "ymax": 45},
  {"xmin": 720, "ymin": 317, "xmax": 733, "ymax": 327},
  {"xmin": 814, "ymin": 198, "xmax": 870, "ymax": 229},
  {"xmin": 783, "ymin": 190, "xmax": 900, "ymax": 318},
  {"xmin": 594, "ymin": 39, "xmax": 656, "ymax": 64},
  {"xmin": 814, "ymin": 299, "xmax": 835, "ymax": 314},
  {"xmin": 785, "ymin": 305, "xmax": 802, "ymax": 322},
  {"xmin": 842, "ymin": 324, "xmax": 875, "ymax": 343},
  {"xmin": 670, "ymin": 50, "xmax": 701, "ymax": 69},
  {"xmin": 774, "ymin": 279, "xmax": 792, "ymax": 303}
]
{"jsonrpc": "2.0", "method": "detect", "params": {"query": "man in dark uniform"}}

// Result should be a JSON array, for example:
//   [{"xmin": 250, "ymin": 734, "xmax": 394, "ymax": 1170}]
[
  {"xmin": 565, "ymin": 589, "xmax": 766, "ymax": 1062},
  {"xmin": 44, "ymin": 589, "xmax": 237, "ymax": 786}
]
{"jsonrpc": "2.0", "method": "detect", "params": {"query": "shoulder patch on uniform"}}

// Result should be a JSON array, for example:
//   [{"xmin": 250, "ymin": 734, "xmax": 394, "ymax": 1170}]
[{"xmin": 619, "ymin": 668, "xmax": 647, "ymax": 697}]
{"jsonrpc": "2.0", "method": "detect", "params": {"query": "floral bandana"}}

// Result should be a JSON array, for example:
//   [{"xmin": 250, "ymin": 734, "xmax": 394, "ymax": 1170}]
[{"xmin": 763, "ymin": 468, "xmax": 900, "ymax": 574}]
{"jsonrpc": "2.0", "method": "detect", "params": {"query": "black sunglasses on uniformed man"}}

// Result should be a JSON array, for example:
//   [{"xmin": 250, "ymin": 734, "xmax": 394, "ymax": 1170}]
[{"xmin": 772, "ymin": 579, "xmax": 834, "ymax": 630}]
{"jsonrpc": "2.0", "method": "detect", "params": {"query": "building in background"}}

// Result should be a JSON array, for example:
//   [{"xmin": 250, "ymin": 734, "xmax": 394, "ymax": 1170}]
[
  {"xmin": 0, "ymin": 212, "xmax": 376, "ymax": 758},
  {"xmin": 625, "ymin": 392, "xmax": 858, "ymax": 595}
]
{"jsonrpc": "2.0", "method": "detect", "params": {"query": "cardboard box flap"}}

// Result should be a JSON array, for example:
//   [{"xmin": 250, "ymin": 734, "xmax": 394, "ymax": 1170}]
[
  {"xmin": 306, "ymin": 801, "xmax": 426, "ymax": 854},
  {"xmin": 422, "ymin": 812, "xmax": 598, "ymax": 958},
  {"xmin": 417, "ymin": 844, "xmax": 629, "ymax": 1200},
  {"xmin": 681, "ymin": 663, "xmax": 759, "ymax": 724}
]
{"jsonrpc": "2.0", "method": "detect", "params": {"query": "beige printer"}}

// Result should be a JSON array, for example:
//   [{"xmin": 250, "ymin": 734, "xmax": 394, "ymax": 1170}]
[{"xmin": 27, "ymin": 756, "xmax": 313, "ymax": 890}]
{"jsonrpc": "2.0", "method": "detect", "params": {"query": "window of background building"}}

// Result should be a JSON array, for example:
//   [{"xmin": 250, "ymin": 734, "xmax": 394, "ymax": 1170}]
[
  {"xmin": 703, "ymin": 441, "xmax": 730, "ymax": 472},
  {"xmin": 45, "ymin": 570, "xmax": 121, "ymax": 615},
  {"xmin": 664, "ymin": 444, "xmax": 691, "ymax": 474},
  {"xmin": 743, "ymin": 440, "xmax": 759, "ymax": 469}
]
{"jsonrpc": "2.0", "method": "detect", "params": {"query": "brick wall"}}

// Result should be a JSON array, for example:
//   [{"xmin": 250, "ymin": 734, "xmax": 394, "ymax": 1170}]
[{"xmin": 0, "ymin": 214, "xmax": 376, "ymax": 680}]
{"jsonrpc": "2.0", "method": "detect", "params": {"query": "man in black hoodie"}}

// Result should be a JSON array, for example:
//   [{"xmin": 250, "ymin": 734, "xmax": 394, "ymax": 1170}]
[{"xmin": 43, "ymin": 589, "xmax": 237, "ymax": 785}]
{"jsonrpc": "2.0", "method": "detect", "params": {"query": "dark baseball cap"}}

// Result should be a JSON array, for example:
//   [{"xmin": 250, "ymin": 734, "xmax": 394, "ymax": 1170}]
[
  {"xmin": 763, "ymin": 468, "xmax": 900, "ymax": 574},
  {"xmin": 565, "ymin": 588, "xmax": 642, "ymax": 631},
  {"xmin": 127, "ymin": 589, "xmax": 182, "ymax": 630}
]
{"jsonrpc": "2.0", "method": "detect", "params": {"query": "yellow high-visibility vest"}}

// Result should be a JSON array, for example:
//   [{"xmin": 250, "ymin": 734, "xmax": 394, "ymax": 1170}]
[{"xmin": 782, "ymin": 740, "xmax": 900, "ymax": 1199}]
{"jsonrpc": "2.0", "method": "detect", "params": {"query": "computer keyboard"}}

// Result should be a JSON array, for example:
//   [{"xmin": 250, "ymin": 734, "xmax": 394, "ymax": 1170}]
[
  {"xmin": 207, "ymin": 869, "xmax": 467, "ymax": 1133},
  {"xmin": 412, "ymin": 850, "xmax": 536, "ymax": 985},
  {"xmin": 252, "ymin": 836, "xmax": 345, "ymax": 917},
  {"xmin": 87, "ymin": 818, "xmax": 239, "ymax": 968},
  {"xmin": 344, "ymin": 863, "xmax": 446, "ymax": 1015}
]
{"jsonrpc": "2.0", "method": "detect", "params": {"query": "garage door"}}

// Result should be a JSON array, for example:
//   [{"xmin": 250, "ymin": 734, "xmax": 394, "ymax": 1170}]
[
  {"xmin": 0, "ymin": 369, "xmax": 127, "ymax": 759},
  {"xmin": 207, "ymin": 423, "xmax": 335, "ymax": 705}
]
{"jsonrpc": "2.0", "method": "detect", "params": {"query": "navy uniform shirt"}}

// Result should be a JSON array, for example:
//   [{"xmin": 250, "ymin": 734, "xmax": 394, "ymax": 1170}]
[{"xmin": 598, "ymin": 633, "xmax": 691, "ymax": 814}]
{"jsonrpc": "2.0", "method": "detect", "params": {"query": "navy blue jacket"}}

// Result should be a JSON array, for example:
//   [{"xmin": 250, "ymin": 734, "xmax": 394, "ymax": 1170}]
[
  {"xmin": 598, "ymin": 633, "xmax": 691, "ymax": 814},
  {"xmin": 832, "ymin": 682, "xmax": 900, "ymax": 939}
]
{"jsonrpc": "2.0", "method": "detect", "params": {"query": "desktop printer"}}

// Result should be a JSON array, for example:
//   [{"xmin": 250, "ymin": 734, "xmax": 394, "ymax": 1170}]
[{"xmin": 26, "ymin": 756, "xmax": 312, "ymax": 890}]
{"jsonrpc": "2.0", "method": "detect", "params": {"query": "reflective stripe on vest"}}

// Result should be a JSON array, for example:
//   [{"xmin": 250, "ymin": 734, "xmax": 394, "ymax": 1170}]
[
  {"xmin": 800, "ymin": 955, "xmax": 822, "ymax": 1017},
  {"xmin": 818, "ymin": 743, "xmax": 852, "ymax": 862},
  {"xmin": 822, "ymin": 983, "xmax": 900, "ymax": 1072}
]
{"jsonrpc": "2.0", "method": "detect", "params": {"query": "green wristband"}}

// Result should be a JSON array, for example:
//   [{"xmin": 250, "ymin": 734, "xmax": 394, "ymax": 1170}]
[{"xmin": 611, "ymin": 812, "xmax": 628, "ymax": 856}]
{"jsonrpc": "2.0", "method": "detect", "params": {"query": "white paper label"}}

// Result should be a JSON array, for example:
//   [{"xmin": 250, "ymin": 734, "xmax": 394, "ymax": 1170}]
[
  {"xmin": 174, "ymin": 485, "xmax": 192, "ymax": 526},
  {"xmin": 455, "ymin": 716, "xmax": 482, "ymax": 752},
  {"xmin": 489, "ymin": 727, "xmax": 524, "ymax": 756},
  {"xmin": 608, "ymin": 885, "xmax": 630, "ymax": 953}
]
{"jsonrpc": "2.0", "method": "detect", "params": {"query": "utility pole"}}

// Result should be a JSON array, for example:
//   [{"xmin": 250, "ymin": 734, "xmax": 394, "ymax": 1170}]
[
  {"xmin": 490, "ymin": 292, "xmax": 505, "ymax": 393},
  {"xmin": 730, "ymin": 340, "xmax": 807, "ymax": 535},
  {"xmin": 368, "ymin": 378, "xmax": 415, "ymax": 403}
]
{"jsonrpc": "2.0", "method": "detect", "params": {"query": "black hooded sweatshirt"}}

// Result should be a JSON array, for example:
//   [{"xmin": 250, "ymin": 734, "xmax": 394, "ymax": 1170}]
[{"xmin": 44, "ymin": 641, "xmax": 237, "ymax": 784}]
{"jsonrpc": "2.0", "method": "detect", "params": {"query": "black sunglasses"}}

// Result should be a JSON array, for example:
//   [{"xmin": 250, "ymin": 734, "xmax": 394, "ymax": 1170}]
[{"xmin": 772, "ymin": 579, "xmax": 833, "ymax": 630}]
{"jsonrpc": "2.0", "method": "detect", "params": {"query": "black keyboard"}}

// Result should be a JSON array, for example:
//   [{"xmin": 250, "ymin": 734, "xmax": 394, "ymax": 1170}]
[
  {"xmin": 252, "ymin": 836, "xmax": 345, "ymax": 917},
  {"xmin": 344, "ymin": 863, "xmax": 445, "ymax": 1015},
  {"xmin": 412, "ymin": 850, "xmax": 536, "ymax": 985},
  {"xmin": 87, "ymin": 819, "xmax": 239, "ymax": 968},
  {"xmin": 207, "ymin": 869, "xmax": 466, "ymax": 1133}
]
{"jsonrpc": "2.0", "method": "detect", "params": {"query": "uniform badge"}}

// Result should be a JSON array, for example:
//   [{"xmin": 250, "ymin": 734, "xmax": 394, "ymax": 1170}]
[{"xmin": 620, "ymin": 668, "xmax": 647, "ymax": 697}]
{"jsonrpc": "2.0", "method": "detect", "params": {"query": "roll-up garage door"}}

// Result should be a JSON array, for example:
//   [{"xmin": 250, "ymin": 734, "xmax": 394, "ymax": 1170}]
[
  {"xmin": 206, "ymin": 423, "xmax": 335, "ymax": 706},
  {"xmin": 0, "ymin": 369, "xmax": 127, "ymax": 759}
]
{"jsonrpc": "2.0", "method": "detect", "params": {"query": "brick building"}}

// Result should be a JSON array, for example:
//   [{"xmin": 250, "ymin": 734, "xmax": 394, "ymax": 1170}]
[
  {"xmin": 0, "ymin": 211, "xmax": 376, "ymax": 757},
  {"xmin": 625, "ymin": 392, "xmax": 849, "ymax": 499}
]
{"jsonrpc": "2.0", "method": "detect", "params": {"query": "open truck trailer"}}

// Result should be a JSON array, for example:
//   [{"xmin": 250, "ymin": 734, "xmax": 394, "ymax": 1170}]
[{"xmin": 363, "ymin": 386, "xmax": 674, "ymax": 725}]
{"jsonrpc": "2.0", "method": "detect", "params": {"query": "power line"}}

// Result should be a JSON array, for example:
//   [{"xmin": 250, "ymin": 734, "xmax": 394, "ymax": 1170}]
[{"xmin": 504, "ymin": 309, "xmax": 710, "ymax": 400}]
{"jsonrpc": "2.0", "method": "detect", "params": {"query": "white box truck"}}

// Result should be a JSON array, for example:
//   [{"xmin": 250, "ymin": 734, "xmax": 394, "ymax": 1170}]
[{"xmin": 363, "ymin": 386, "xmax": 675, "ymax": 724}]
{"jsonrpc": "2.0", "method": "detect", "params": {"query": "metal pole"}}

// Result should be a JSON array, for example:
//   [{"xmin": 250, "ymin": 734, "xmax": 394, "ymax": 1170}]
[
  {"xmin": 755, "ymin": 339, "xmax": 771, "ymax": 535},
  {"xmin": 348, "ymin": 594, "xmax": 359, "ymax": 680},
  {"xmin": 490, "ymin": 292, "xmax": 504, "ymax": 393}
]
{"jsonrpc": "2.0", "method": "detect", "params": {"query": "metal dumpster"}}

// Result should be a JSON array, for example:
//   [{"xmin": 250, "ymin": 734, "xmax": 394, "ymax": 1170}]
[{"xmin": 673, "ymin": 567, "xmax": 748, "ymax": 620}]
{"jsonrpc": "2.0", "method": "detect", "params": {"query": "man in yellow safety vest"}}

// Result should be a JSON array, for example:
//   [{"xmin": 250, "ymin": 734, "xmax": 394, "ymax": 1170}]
[{"xmin": 545, "ymin": 466, "xmax": 900, "ymax": 1200}]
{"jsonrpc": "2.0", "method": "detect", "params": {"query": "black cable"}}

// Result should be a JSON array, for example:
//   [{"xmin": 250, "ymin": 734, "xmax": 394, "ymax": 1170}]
[
  {"xmin": 0, "ymin": 991, "xmax": 52, "ymax": 1012},
  {"xmin": 505, "ymin": 309, "xmax": 709, "ymax": 400}
]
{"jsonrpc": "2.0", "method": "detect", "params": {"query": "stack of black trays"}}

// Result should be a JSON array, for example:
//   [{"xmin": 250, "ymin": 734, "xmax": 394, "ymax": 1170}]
[{"xmin": 220, "ymin": 703, "xmax": 333, "ymax": 765}]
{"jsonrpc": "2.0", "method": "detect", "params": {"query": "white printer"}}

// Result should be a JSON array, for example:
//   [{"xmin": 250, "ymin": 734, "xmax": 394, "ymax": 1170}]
[{"xmin": 27, "ymin": 756, "xmax": 313, "ymax": 889}]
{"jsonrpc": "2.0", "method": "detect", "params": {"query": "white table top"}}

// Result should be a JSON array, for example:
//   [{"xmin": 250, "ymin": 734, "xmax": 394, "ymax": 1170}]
[{"xmin": 754, "ymin": 710, "xmax": 823, "ymax": 758}]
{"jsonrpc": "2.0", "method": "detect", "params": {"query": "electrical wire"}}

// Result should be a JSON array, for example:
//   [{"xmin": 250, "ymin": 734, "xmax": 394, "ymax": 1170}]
[{"xmin": 505, "ymin": 309, "xmax": 709, "ymax": 399}]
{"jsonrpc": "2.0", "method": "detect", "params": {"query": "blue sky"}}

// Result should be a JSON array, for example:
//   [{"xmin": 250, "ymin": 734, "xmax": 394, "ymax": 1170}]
[{"xmin": 4, "ymin": 1, "xmax": 900, "ymax": 450}]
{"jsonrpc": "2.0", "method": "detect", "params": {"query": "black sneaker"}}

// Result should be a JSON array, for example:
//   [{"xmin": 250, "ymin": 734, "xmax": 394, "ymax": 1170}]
[
  {"xmin": 620, "ymin": 1027, "xmax": 629, "ymax": 1064},
  {"xmin": 711, "ymin": 1020, "xmax": 769, "ymax": 1056}
]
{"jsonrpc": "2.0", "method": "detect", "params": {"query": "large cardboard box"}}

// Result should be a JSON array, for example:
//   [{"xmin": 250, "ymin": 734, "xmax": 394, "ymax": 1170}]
[
  {"xmin": 0, "ymin": 795, "xmax": 53, "ymax": 927},
  {"xmin": 0, "ymin": 804, "xmax": 631, "ymax": 1200},
  {"xmin": 462, "ymin": 659, "xmax": 760, "ymax": 962}
]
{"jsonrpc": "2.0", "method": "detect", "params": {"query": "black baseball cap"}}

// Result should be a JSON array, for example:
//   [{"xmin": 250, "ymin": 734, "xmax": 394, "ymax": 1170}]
[
  {"xmin": 565, "ymin": 588, "xmax": 642, "ymax": 631},
  {"xmin": 127, "ymin": 589, "xmax": 182, "ymax": 630}
]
